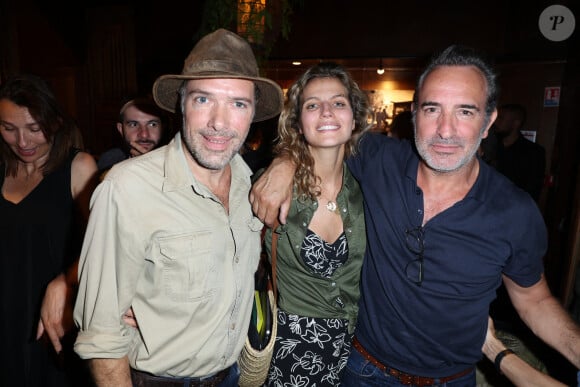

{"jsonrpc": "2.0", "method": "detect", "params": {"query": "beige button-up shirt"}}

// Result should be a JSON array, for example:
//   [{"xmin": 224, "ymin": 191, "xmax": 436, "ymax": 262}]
[{"xmin": 74, "ymin": 133, "xmax": 262, "ymax": 378}]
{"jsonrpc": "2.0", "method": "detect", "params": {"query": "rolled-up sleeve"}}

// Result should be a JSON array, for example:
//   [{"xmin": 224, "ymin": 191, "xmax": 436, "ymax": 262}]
[
  {"xmin": 73, "ymin": 137, "xmax": 259, "ymax": 376},
  {"xmin": 74, "ymin": 178, "xmax": 142, "ymax": 359}
]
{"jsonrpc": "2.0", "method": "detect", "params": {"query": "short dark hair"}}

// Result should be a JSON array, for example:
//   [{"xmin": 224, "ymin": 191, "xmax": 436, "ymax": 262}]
[{"xmin": 414, "ymin": 45, "xmax": 499, "ymax": 118}]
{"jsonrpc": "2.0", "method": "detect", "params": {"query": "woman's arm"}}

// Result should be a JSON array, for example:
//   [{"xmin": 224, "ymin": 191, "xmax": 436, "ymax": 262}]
[
  {"xmin": 483, "ymin": 317, "xmax": 566, "ymax": 387},
  {"xmin": 37, "ymin": 151, "xmax": 98, "ymax": 352}
]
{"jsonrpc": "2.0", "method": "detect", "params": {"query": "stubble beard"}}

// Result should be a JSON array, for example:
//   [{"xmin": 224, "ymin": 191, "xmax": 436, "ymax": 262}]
[
  {"xmin": 183, "ymin": 130, "xmax": 244, "ymax": 171},
  {"xmin": 415, "ymin": 135, "xmax": 483, "ymax": 173}
]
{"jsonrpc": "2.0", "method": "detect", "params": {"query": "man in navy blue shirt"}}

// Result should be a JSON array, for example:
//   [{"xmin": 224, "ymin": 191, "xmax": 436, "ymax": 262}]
[{"xmin": 250, "ymin": 45, "xmax": 580, "ymax": 386}]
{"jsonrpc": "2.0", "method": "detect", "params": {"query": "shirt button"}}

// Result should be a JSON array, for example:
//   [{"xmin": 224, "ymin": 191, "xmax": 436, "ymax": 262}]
[
  {"xmin": 331, "ymin": 282, "xmax": 336, "ymax": 287},
  {"xmin": 342, "ymin": 208, "xmax": 347, "ymax": 213},
  {"xmin": 235, "ymin": 256, "xmax": 239, "ymax": 263},
  {"xmin": 346, "ymin": 228, "xmax": 352, "ymax": 233},
  {"xmin": 302, "ymin": 222, "xmax": 307, "ymax": 227},
  {"xmin": 231, "ymin": 323, "xmax": 235, "ymax": 330},
  {"xmin": 418, "ymin": 209, "xmax": 423, "ymax": 214}
]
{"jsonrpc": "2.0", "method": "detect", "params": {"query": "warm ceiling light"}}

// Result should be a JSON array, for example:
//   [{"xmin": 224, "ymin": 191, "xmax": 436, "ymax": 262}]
[
  {"xmin": 292, "ymin": 61, "xmax": 302, "ymax": 66},
  {"xmin": 377, "ymin": 59, "xmax": 385, "ymax": 75}
]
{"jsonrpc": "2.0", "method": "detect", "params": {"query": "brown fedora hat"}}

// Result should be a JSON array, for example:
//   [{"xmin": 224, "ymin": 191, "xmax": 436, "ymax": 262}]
[{"xmin": 152, "ymin": 28, "xmax": 283, "ymax": 122}]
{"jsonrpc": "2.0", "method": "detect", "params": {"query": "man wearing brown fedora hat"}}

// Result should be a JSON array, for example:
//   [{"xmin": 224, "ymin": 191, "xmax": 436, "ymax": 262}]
[{"xmin": 73, "ymin": 29, "xmax": 283, "ymax": 387}]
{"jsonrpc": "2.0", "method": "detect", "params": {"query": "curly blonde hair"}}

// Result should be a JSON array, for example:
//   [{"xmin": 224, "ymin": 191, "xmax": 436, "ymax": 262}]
[{"xmin": 274, "ymin": 62, "xmax": 372, "ymax": 200}]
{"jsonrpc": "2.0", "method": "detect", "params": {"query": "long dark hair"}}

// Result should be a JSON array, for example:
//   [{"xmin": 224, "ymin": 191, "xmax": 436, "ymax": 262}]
[{"xmin": 0, "ymin": 74, "xmax": 84, "ymax": 176}]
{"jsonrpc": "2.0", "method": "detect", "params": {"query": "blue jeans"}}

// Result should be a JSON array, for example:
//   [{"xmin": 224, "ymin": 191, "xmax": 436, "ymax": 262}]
[
  {"xmin": 219, "ymin": 363, "xmax": 240, "ymax": 387},
  {"xmin": 341, "ymin": 346, "xmax": 475, "ymax": 386}
]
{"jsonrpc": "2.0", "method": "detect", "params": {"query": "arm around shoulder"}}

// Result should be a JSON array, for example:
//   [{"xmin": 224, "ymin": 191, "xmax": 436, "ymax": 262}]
[{"xmin": 249, "ymin": 155, "xmax": 296, "ymax": 226}]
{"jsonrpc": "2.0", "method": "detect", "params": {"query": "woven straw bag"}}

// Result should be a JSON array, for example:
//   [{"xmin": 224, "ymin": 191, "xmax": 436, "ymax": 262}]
[
  {"xmin": 238, "ymin": 223, "xmax": 279, "ymax": 387},
  {"xmin": 238, "ymin": 287, "xmax": 277, "ymax": 387}
]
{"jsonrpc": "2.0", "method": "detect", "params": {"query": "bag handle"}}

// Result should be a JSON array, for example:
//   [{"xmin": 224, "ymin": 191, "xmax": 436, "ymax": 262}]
[{"xmin": 270, "ymin": 220, "xmax": 280, "ymax": 301}]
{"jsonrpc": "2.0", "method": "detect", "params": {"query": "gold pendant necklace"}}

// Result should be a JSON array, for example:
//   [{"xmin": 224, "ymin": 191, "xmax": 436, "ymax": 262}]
[{"xmin": 321, "ymin": 171, "xmax": 343, "ymax": 214}]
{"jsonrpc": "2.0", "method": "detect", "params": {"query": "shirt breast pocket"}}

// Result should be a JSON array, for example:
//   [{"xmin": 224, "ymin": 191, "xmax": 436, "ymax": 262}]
[{"xmin": 158, "ymin": 232, "xmax": 217, "ymax": 303}]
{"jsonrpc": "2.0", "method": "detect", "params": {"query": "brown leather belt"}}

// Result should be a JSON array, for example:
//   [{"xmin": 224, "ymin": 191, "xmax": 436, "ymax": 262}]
[
  {"xmin": 352, "ymin": 337, "xmax": 473, "ymax": 386},
  {"xmin": 130, "ymin": 367, "xmax": 230, "ymax": 387}
]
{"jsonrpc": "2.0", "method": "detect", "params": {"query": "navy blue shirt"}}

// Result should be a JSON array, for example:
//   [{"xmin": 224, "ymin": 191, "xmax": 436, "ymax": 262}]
[{"xmin": 347, "ymin": 133, "xmax": 546, "ymax": 377}]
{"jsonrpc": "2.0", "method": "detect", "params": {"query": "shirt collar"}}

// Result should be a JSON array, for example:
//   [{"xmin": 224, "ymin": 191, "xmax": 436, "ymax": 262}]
[{"xmin": 404, "ymin": 149, "xmax": 486, "ymax": 204}]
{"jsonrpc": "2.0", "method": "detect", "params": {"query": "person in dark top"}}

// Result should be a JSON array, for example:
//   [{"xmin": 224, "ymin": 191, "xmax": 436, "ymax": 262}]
[
  {"xmin": 484, "ymin": 103, "xmax": 549, "ymax": 383},
  {"xmin": 0, "ymin": 74, "xmax": 98, "ymax": 386},
  {"xmin": 97, "ymin": 95, "xmax": 169, "ymax": 176},
  {"xmin": 240, "ymin": 116, "xmax": 278, "ymax": 173},
  {"xmin": 492, "ymin": 103, "xmax": 546, "ymax": 202},
  {"xmin": 389, "ymin": 109, "xmax": 414, "ymax": 142}
]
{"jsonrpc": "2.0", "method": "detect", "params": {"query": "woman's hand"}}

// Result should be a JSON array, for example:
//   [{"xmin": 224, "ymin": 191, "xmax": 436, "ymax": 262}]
[
  {"xmin": 37, "ymin": 273, "xmax": 75, "ymax": 353},
  {"xmin": 249, "ymin": 156, "xmax": 295, "ymax": 226}
]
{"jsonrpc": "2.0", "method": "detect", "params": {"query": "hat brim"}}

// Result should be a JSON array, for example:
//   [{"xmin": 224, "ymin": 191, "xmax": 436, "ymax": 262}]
[{"xmin": 152, "ymin": 74, "xmax": 283, "ymax": 122}]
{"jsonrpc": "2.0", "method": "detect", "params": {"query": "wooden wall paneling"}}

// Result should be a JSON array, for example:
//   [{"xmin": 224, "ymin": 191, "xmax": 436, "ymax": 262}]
[{"xmin": 85, "ymin": 5, "xmax": 138, "ymax": 155}]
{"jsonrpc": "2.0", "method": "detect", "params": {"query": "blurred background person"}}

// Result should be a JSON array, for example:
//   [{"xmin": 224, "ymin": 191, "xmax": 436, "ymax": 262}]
[
  {"xmin": 240, "ymin": 117, "xmax": 278, "ymax": 173},
  {"xmin": 0, "ymin": 74, "xmax": 98, "ymax": 386},
  {"xmin": 479, "ymin": 103, "xmax": 549, "ymax": 386},
  {"xmin": 376, "ymin": 107, "xmax": 388, "ymax": 132},
  {"xmin": 389, "ymin": 109, "xmax": 414, "ymax": 142},
  {"xmin": 97, "ymin": 95, "xmax": 170, "ymax": 176},
  {"xmin": 264, "ymin": 62, "xmax": 370, "ymax": 386},
  {"xmin": 493, "ymin": 103, "xmax": 546, "ymax": 202}
]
